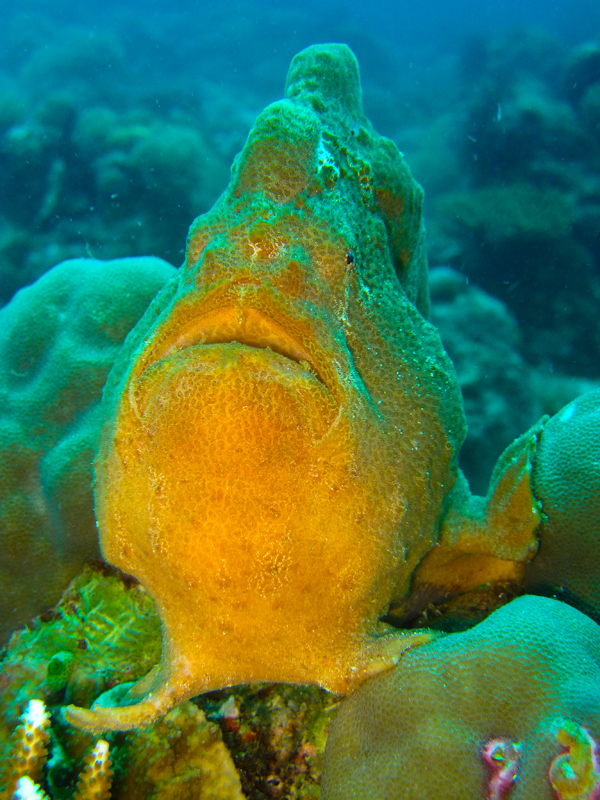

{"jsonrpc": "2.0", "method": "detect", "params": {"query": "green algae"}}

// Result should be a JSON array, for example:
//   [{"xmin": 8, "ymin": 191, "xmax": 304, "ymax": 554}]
[{"xmin": 0, "ymin": 564, "xmax": 161, "ymax": 724}]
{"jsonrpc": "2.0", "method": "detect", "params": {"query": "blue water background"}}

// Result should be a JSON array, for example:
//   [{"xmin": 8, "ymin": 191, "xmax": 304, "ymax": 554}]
[{"xmin": 1, "ymin": 0, "xmax": 598, "ymax": 108}]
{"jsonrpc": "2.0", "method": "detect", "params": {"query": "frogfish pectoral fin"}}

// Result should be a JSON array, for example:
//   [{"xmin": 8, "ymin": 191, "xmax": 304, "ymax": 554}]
[
  {"xmin": 337, "ymin": 627, "xmax": 440, "ymax": 694},
  {"xmin": 62, "ymin": 693, "xmax": 173, "ymax": 733},
  {"xmin": 62, "ymin": 666, "xmax": 184, "ymax": 733}
]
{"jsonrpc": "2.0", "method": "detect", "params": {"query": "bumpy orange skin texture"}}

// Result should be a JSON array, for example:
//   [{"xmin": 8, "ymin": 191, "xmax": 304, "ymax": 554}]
[
  {"xmin": 65, "ymin": 44, "xmax": 465, "ymax": 732},
  {"xmin": 321, "ymin": 596, "xmax": 600, "ymax": 800},
  {"xmin": 412, "ymin": 421, "xmax": 542, "ymax": 597}
]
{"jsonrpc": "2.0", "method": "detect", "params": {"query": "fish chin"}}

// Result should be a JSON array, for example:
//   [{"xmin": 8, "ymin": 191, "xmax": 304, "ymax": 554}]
[
  {"xmin": 139, "ymin": 341, "xmax": 334, "ymax": 427},
  {"xmin": 98, "ymin": 341, "xmax": 344, "ymax": 582},
  {"xmin": 121, "ymin": 342, "xmax": 340, "ymax": 481}
]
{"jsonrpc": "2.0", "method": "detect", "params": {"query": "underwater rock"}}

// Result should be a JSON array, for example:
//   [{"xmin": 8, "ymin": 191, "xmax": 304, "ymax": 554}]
[
  {"xmin": 114, "ymin": 702, "xmax": 244, "ymax": 800},
  {"xmin": 564, "ymin": 43, "xmax": 600, "ymax": 109},
  {"xmin": 198, "ymin": 683, "xmax": 334, "ymax": 800},
  {"xmin": 431, "ymin": 179, "xmax": 600, "ymax": 375},
  {"xmin": 321, "ymin": 596, "xmax": 600, "ymax": 799}
]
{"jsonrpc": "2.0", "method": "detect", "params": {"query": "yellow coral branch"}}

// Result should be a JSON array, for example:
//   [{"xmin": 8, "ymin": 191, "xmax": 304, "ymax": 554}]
[
  {"xmin": 73, "ymin": 739, "xmax": 113, "ymax": 800},
  {"xmin": 0, "ymin": 700, "xmax": 112, "ymax": 800},
  {"xmin": 1, "ymin": 700, "xmax": 50, "ymax": 799}
]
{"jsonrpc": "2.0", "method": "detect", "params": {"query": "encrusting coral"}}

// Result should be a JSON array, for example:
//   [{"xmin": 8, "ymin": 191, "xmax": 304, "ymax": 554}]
[
  {"xmin": 321, "ymin": 596, "xmax": 600, "ymax": 799},
  {"xmin": 525, "ymin": 388, "xmax": 600, "ymax": 618}
]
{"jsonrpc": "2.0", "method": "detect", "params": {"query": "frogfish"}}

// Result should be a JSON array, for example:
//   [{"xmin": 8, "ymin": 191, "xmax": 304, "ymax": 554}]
[{"xmin": 64, "ymin": 42, "xmax": 477, "ymax": 732}]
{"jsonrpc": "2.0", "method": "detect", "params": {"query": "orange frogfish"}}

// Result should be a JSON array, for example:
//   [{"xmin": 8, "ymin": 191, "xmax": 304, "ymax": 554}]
[{"xmin": 64, "ymin": 43, "xmax": 468, "ymax": 732}]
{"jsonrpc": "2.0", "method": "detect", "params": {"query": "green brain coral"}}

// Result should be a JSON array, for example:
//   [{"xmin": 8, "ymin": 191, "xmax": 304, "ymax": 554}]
[{"xmin": 0, "ymin": 255, "xmax": 175, "ymax": 643}]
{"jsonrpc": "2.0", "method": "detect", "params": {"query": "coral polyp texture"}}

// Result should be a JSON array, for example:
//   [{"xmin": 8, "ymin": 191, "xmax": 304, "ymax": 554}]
[
  {"xmin": 0, "ymin": 255, "xmax": 175, "ymax": 643},
  {"xmin": 321, "ymin": 596, "xmax": 600, "ymax": 800}
]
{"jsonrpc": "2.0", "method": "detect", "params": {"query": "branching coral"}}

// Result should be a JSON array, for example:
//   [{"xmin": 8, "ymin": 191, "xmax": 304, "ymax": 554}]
[
  {"xmin": 0, "ymin": 700, "xmax": 112, "ymax": 800},
  {"xmin": 1, "ymin": 700, "xmax": 50, "ymax": 797}
]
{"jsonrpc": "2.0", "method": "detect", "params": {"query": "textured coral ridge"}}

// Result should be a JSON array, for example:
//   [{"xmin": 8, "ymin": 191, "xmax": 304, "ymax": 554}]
[
  {"xmin": 0, "ymin": 255, "xmax": 175, "ymax": 643},
  {"xmin": 64, "ymin": 43, "xmax": 466, "ymax": 732},
  {"xmin": 525, "ymin": 389, "xmax": 600, "ymax": 616},
  {"xmin": 321, "ymin": 596, "xmax": 600, "ymax": 800}
]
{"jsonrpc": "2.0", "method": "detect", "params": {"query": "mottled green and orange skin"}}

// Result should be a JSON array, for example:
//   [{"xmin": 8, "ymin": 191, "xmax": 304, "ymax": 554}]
[{"xmin": 63, "ymin": 44, "xmax": 468, "ymax": 732}]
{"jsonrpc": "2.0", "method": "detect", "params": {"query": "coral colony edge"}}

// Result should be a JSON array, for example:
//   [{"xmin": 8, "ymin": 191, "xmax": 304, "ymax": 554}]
[{"xmin": 0, "ymin": 43, "xmax": 599, "ymax": 799}]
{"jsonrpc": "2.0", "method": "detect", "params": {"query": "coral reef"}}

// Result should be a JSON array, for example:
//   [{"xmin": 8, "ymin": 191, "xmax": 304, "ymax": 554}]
[
  {"xmin": 421, "ymin": 32, "xmax": 600, "ymax": 377},
  {"xmin": 0, "ymin": 25, "xmax": 229, "ymax": 304},
  {"xmin": 428, "ymin": 267, "xmax": 599, "ymax": 493},
  {"xmin": 0, "ymin": 33, "xmax": 598, "ymax": 797},
  {"xmin": 321, "ymin": 596, "xmax": 600, "ymax": 799},
  {"xmin": 429, "ymin": 266, "xmax": 541, "ymax": 494},
  {"xmin": 0, "ymin": 255, "xmax": 174, "ymax": 642}
]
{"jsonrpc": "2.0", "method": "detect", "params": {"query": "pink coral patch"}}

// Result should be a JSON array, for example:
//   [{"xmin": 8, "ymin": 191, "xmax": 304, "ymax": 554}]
[{"xmin": 482, "ymin": 737, "xmax": 522, "ymax": 800}]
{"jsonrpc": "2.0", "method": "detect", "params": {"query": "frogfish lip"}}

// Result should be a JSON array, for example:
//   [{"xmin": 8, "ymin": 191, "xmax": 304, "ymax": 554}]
[{"xmin": 143, "ymin": 305, "xmax": 334, "ymax": 392}]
